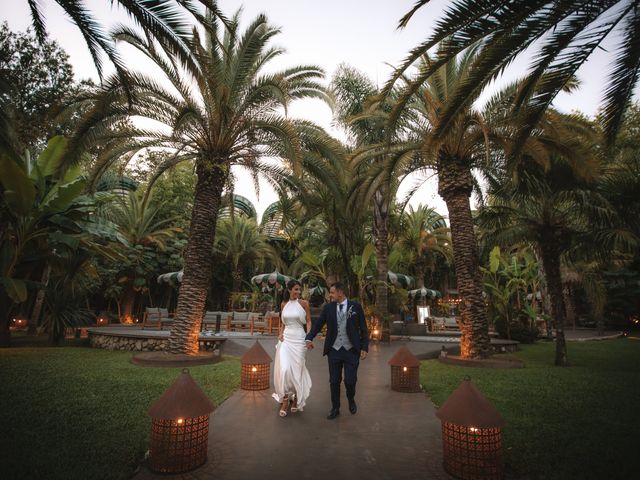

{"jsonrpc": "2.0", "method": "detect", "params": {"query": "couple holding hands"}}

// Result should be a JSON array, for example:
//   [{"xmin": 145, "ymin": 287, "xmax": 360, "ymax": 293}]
[{"xmin": 272, "ymin": 280, "xmax": 368, "ymax": 420}]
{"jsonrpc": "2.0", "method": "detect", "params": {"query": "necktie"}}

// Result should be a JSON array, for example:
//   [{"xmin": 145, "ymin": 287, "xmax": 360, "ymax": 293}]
[{"xmin": 339, "ymin": 304, "xmax": 344, "ymax": 312}]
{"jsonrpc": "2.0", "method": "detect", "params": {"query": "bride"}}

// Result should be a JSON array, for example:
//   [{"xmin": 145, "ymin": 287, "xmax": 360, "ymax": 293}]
[{"xmin": 272, "ymin": 279, "xmax": 312, "ymax": 417}]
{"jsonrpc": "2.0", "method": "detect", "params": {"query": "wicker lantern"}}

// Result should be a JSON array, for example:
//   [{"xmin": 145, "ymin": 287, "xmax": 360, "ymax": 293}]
[
  {"xmin": 436, "ymin": 376, "xmax": 505, "ymax": 480},
  {"xmin": 241, "ymin": 340, "xmax": 272, "ymax": 390},
  {"xmin": 147, "ymin": 368, "xmax": 215, "ymax": 474},
  {"xmin": 388, "ymin": 346, "xmax": 421, "ymax": 392},
  {"xmin": 12, "ymin": 318, "xmax": 28, "ymax": 329},
  {"xmin": 371, "ymin": 326, "xmax": 381, "ymax": 341}
]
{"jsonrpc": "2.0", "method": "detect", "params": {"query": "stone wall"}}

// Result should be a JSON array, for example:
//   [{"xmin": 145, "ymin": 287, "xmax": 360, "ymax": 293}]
[{"xmin": 89, "ymin": 332, "xmax": 167, "ymax": 351}]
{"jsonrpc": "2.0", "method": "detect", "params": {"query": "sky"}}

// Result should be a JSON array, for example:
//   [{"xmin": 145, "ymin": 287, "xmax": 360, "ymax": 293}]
[{"xmin": 0, "ymin": 0, "xmax": 625, "ymax": 221}]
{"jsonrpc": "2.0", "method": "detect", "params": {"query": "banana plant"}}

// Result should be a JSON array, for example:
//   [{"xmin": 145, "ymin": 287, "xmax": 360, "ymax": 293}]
[{"xmin": 0, "ymin": 136, "xmax": 122, "ymax": 345}]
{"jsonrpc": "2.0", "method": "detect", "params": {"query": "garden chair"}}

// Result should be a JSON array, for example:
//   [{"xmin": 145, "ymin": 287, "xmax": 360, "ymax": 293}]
[
  {"xmin": 142, "ymin": 307, "xmax": 174, "ymax": 330},
  {"xmin": 249, "ymin": 313, "xmax": 268, "ymax": 335},
  {"xmin": 201, "ymin": 311, "xmax": 230, "ymax": 332},
  {"xmin": 227, "ymin": 311, "xmax": 251, "ymax": 331}
]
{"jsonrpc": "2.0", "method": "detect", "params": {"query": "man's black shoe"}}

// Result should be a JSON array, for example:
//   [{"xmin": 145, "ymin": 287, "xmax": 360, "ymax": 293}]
[
  {"xmin": 348, "ymin": 400, "xmax": 357, "ymax": 415},
  {"xmin": 327, "ymin": 408, "xmax": 340, "ymax": 420}
]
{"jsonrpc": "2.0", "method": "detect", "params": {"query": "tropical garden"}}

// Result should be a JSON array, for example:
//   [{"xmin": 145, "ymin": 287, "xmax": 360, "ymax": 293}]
[{"xmin": 1, "ymin": 1, "xmax": 640, "ymax": 478}]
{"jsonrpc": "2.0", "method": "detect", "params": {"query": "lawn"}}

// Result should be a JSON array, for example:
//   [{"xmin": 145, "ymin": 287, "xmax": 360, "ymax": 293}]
[
  {"xmin": 420, "ymin": 338, "xmax": 640, "ymax": 479},
  {"xmin": 0, "ymin": 339, "xmax": 240, "ymax": 480}
]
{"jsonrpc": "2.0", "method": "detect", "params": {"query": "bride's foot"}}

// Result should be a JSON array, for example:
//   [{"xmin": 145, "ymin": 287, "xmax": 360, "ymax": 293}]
[
  {"xmin": 290, "ymin": 395, "xmax": 298, "ymax": 413},
  {"xmin": 279, "ymin": 396, "xmax": 289, "ymax": 417}
]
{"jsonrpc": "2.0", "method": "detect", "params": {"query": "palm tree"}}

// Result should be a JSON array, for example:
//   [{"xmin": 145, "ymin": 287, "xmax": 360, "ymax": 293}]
[
  {"xmin": 396, "ymin": 205, "xmax": 452, "ymax": 288},
  {"xmin": 392, "ymin": 1, "xmax": 640, "ymax": 144},
  {"xmin": 332, "ymin": 65, "xmax": 397, "ymax": 315},
  {"xmin": 357, "ymin": 48, "xmax": 495, "ymax": 358},
  {"xmin": 107, "ymin": 191, "xmax": 181, "ymax": 323},
  {"xmin": 477, "ymin": 107, "xmax": 607, "ymax": 365},
  {"xmin": 288, "ymin": 143, "xmax": 369, "ymax": 295},
  {"xmin": 24, "ymin": 0, "xmax": 223, "ymax": 82},
  {"xmin": 71, "ymin": 9, "xmax": 329, "ymax": 354},
  {"xmin": 214, "ymin": 216, "xmax": 281, "ymax": 291}
]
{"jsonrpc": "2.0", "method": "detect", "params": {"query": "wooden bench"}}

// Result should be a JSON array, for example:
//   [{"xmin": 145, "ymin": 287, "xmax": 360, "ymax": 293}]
[{"xmin": 142, "ymin": 307, "xmax": 174, "ymax": 330}]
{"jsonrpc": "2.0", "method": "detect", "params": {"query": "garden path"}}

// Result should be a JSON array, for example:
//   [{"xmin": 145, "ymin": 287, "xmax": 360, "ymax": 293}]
[{"xmin": 135, "ymin": 338, "xmax": 452, "ymax": 480}]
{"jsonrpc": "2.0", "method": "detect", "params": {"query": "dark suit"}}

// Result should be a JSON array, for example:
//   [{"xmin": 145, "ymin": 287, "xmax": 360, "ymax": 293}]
[{"xmin": 306, "ymin": 300, "xmax": 368, "ymax": 410}]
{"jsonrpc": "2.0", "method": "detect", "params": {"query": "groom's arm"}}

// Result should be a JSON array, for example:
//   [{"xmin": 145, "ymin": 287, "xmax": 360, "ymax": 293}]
[{"xmin": 305, "ymin": 305, "xmax": 327, "ymax": 344}]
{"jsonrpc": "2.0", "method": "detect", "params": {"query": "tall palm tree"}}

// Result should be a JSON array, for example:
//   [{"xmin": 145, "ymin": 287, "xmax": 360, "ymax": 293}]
[
  {"xmin": 477, "ymin": 108, "xmax": 607, "ymax": 365},
  {"xmin": 71, "ymin": 9, "xmax": 329, "ymax": 354},
  {"xmin": 333, "ymin": 65, "xmax": 396, "ymax": 315},
  {"xmin": 288, "ymin": 143, "xmax": 369, "ymax": 295},
  {"xmin": 392, "ymin": 0, "xmax": 640, "ymax": 144},
  {"xmin": 357, "ymin": 47, "xmax": 495, "ymax": 358}
]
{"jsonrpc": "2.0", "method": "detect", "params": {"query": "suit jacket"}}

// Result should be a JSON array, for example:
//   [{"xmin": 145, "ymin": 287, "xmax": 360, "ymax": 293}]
[{"xmin": 305, "ymin": 300, "xmax": 369, "ymax": 356}]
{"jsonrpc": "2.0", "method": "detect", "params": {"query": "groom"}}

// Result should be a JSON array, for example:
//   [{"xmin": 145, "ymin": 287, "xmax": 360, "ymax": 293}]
[{"xmin": 305, "ymin": 282, "xmax": 368, "ymax": 420}]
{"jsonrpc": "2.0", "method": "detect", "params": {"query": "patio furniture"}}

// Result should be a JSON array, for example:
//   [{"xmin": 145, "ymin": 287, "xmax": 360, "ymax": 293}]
[
  {"xmin": 250, "ymin": 314, "xmax": 268, "ymax": 335},
  {"xmin": 201, "ymin": 312, "xmax": 231, "ymax": 332},
  {"xmin": 227, "ymin": 311, "xmax": 252, "ymax": 331},
  {"xmin": 143, "ymin": 307, "xmax": 174, "ymax": 330},
  {"xmin": 264, "ymin": 311, "xmax": 280, "ymax": 334}
]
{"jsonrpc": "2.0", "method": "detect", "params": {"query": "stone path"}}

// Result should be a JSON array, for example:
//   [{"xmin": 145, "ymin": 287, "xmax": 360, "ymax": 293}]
[{"xmin": 135, "ymin": 339, "xmax": 452, "ymax": 480}]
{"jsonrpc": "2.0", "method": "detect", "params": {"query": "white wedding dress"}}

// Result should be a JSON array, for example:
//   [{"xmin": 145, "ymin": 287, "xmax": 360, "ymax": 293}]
[{"xmin": 272, "ymin": 299, "xmax": 312, "ymax": 411}]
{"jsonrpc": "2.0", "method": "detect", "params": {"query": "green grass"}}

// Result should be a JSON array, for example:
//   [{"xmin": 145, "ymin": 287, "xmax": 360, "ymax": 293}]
[
  {"xmin": 0, "ymin": 342, "xmax": 240, "ymax": 480},
  {"xmin": 420, "ymin": 339, "xmax": 640, "ymax": 479}
]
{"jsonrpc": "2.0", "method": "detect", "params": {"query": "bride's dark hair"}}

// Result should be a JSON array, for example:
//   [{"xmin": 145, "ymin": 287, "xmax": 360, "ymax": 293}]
[{"xmin": 282, "ymin": 279, "xmax": 302, "ymax": 302}]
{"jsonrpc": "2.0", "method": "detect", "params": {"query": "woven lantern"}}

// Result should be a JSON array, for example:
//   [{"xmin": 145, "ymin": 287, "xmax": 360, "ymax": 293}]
[
  {"xmin": 388, "ymin": 345, "xmax": 421, "ymax": 392},
  {"xmin": 241, "ymin": 341, "xmax": 272, "ymax": 391},
  {"xmin": 436, "ymin": 376, "xmax": 505, "ymax": 480},
  {"xmin": 147, "ymin": 368, "xmax": 215, "ymax": 474},
  {"xmin": 371, "ymin": 326, "xmax": 381, "ymax": 342},
  {"xmin": 12, "ymin": 318, "xmax": 28, "ymax": 329}
]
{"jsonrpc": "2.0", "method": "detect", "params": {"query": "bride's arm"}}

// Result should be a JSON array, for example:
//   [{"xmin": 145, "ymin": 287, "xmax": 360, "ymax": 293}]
[
  {"xmin": 278, "ymin": 302, "xmax": 285, "ymax": 341},
  {"xmin": 301, "ymin": 300, "xmax": 312, "ymax": 332}
]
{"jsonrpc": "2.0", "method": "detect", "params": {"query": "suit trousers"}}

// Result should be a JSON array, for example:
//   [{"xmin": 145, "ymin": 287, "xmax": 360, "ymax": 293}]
[{"xmin": 327, "ymin": 346, "xmax": 360, "ymax": 409}]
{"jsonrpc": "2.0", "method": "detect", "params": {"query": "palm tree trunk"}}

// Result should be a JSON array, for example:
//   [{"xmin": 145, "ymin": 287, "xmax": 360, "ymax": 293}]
[
  {"xmin": 539, "ymin": 237, "xmax": 568, "ymax": 366},
  {"xmin": 438, "ymin": 158, "xmax": 490, "ymax": 358},
  {"xmin": 0, "ymin": 291, "xmax": 12, "ymax": 347},
  {"xmin": 415, "ymin": 265, "xmax": 426, "ymax": 289},
  {"xmin": 168, "ymin": 160, "xmax": 227, "ymax": 355},
  {"xmin": 373, "ymin": 188, "xmax": 389, "ymax": 315},
  {"xmin": 119, "ymin": 283, "xmax": 137, "ymax": 324},
  {"xmin": 29, "ymin": 264, "xmax": 51, "ymax": 334},
  {"xmin": 563, "ymin": 283, "xmax": 576, "ymax": 330}
]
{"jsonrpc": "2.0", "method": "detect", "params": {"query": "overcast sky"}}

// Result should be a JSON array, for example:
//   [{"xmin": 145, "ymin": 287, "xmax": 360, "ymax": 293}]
[{"xmin": 0, "ymin": 0, "xmax": 624, "ymax": 220}]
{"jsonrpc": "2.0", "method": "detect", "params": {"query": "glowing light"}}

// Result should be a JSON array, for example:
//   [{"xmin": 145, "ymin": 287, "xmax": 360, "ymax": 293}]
[
  {"xmin": 176, "ymin": 418, "xmax": 184, "ymax": 425},
  {"xmin": 251, "ymin": 366, "xmax": 257, "ymax": 373},
  {"xmin": 402, "ymin": 366, "xmax": 407, "ymax": 372},
  {"xmin": 373, "ymin": 329, "xmax": 379, "ymax": 335},
  {"xmin": 469, "ymin": 427, "xmax": 479, "ymax": 433}
]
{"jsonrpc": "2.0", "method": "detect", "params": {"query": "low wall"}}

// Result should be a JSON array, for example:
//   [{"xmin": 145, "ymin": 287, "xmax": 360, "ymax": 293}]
[{"xmin": 89, "ymin": 331, "xmax": 167, "ymax": 351}]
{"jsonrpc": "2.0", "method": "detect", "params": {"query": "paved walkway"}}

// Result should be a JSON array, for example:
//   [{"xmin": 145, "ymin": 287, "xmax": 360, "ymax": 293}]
[{"xmin": 136, "ymin": 339, "xmax": 452, "ymax": 480}]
